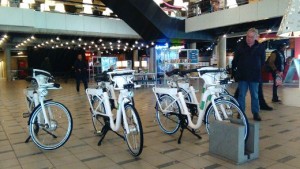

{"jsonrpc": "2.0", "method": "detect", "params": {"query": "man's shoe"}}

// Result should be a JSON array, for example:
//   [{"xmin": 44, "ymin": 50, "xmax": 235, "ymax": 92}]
[
  {"xmin": 260, "ymin": 105, "xmax": 273, "ymax": 111},
  {"xmin": 272, "ymin": 99, "xmax": 282, "ymax": 103},
  {"xmin": 253, "ymin": 114, "xmax": 262, "ymax": 121}
]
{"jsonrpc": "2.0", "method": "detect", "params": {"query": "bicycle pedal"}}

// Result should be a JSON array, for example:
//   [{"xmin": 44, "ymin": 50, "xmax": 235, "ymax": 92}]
[
  {"xmin": 23, "ymin": 112, "xmax": 30, "ymax": 118},
  {"xmin": 193, "ymin": 129, "xmax": 201, "ymax": 133},
  {"xmin": 94, "ymin": 131, "xmax": 103, "ymax": 136}
]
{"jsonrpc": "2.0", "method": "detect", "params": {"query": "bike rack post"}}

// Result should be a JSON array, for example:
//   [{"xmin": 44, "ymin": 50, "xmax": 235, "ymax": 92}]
[{"xmin": 208, "ymin": 121, "xmax": 259, "ymax": 164}]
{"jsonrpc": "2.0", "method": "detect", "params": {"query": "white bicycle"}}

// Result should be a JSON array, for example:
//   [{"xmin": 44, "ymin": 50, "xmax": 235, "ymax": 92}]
[
  {"xmin": 23, "ymin": 69, "xmax": 73, "ymax": 150},
  {"xmin": 165, "ymin": 68, "xmax": 239, "ymax": 107},
  {"xmin": 153, "ymin": 67, "xmax": 249, "ymax": 144},
  {"xmin": 86, "ymin": 70, "xmax": 143, "ymax": 156}
]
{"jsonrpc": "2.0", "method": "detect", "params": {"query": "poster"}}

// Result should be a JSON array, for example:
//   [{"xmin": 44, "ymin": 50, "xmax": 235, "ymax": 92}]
[{"xmin": 187, "ymin": 49, "xmax": 199, "ymax": 63}]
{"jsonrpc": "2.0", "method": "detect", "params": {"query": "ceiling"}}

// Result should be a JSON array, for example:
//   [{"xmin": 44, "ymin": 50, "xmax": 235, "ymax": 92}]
[{"xmin": 0, "ymin": 32, "xmax": 155, "ymax": 55}]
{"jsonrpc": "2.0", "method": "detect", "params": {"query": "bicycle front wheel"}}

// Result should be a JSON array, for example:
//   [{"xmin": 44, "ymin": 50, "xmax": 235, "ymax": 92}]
[
  {"xmin": 29, "ymin": 101, "xmax": 73, "ymax": 150},
  {"xmin": 156, "ymin": 94, "xmax": 180, "ymax": 135},
  {"xmin": 124, "ymin": 103, "xmax": 143, "ymax": 156},
  {"xmin": 205, "ymin": 100, "xmax": 249, "ymax": 141}
]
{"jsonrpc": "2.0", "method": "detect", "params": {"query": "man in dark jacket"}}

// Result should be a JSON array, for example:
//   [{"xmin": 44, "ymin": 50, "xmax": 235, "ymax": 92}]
[
  {"xmin": 268, "ymin": 43, "xmax": 287, "ymax": 102},
  {"xmin": 74, "ymin": 54, "xmax": 88, "ymax": 92},
  {"xmin": 232, "ymin": 28, "xmax": 265, "ymax": 121}
]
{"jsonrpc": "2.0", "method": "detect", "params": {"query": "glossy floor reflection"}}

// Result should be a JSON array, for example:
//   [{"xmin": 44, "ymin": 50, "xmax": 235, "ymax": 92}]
[{"xmin": 0, "ymin": 79, "xmax": 300, "ymax": 169}]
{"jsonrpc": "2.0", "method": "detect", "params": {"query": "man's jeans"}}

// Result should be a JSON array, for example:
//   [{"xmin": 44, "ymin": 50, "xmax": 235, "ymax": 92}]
[{"xmin": 238, "ymin": 81, "xmax": 259, "ymax": 115}]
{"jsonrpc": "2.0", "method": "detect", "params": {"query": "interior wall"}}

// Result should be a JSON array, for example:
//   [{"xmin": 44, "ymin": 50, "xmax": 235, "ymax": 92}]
[{"xmin": 27, "ymin": 48, "xmax": 84, "ymax": 77}]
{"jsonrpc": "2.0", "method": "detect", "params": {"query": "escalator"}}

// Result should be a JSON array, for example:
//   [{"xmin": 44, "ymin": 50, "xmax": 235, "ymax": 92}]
[{"xmin": 101, "ymin": 0, "xmax": 213, "ymax": 41}]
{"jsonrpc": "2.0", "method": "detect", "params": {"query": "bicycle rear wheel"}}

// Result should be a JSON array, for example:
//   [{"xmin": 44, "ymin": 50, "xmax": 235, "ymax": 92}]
[
  {"xmin": 156, "ymin": 94, "xmax": 180, "ymax": 135},
  {"xmin": 29, "ymin": 101, "xmax": 73, "ymax": 150},
  {"xmin": 205, "ymin": 100, "xmax": 249, "ymax": 140},
  {"xmin": 124, "ymin": 103, "xmax": 143, "ymax": 156},
  {"xmin": 91, "ymin": 97, "xmax": 106, "ymax": 134}
]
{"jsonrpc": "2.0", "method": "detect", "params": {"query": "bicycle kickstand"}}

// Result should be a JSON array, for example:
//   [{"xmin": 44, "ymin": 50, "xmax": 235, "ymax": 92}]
[
  {"xmin": 186, "ymin": 128, "xmax": 202, "ymax": 139},
  {"xmin": 97, "ymin": 124, "xmax": 109, "ymax": 146},
  {"xmin": 112, "ymin": 131, "xmax": 125, "ymax": 140},
  {"xmin": 25, "ymin": 135, "xmax": 31, "ymax": 143},
  {"xmin": 177, "ymin": 127, "xmax": 184, "ymax": 144}
]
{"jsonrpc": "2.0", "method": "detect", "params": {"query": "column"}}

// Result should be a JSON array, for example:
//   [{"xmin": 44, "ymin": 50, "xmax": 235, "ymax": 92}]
[
  {"xmin": 189, "ymin": 42, "xmax": 196, "ymax": 49},
  {"xmin": 4, "ymin": 46, "xmax": 11, "ymax": 81},
  {"xmin": 188, "ymin": 42, "xmax": 197, "ymax": 69},
  {"xmin": 133, "ymin": 49, "xmax": 138, "ymax": 62},
  {"xmin": 218, "ymin": 36, "xmax": 227, "ymax": 68},
  {"xmin": 133, "ymin": 49, "xmax": 138, "ymax": 70},
  {"xmin": 149, "ymin": 47, "xmax": 155, "ymax": 73}
]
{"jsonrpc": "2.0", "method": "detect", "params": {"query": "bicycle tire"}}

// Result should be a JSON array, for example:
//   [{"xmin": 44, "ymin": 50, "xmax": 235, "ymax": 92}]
[
  {"xmin": 156, "ymin": 94, "xmax": 180, "ymax": 135},
  {"xmin": 91, "ymin": 97, "xmax": 106, "ymax": 134},
  {"xmin": 219, "ymin": 93, "xmax": 239, "ymax": 106},
  {"xmin": 178, "ymin": 88, "xmax": 192, "ymax": 103},
  {"xmin": 29, "ymin": 101, "xmax": 73, "ymax": 150},
  {"xmin": 123, "ymin": 103, "xmax": 143, "ymax": 156},
  {"xmin": 205, "ymin": 99, "xmax": 249, "ymax": 141}
]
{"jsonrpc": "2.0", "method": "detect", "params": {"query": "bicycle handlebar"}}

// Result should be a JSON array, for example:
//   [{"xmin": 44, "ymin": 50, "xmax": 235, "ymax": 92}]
[
  {"xmin": 197, "ymin": 69, "xmax": 226, "ymax": 75},
  {"xmin": 179, "ymin": 68, "xmax": 198, "ymax": 76},
  {"xmin": 165, "ymin": 69, "xmax": 180, "ymax": 77}
]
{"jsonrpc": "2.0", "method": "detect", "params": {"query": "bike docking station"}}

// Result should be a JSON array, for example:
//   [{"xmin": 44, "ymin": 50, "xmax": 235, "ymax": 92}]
[{"xmin": 208, "ymin": 121, "xmax": 260, "ymax": 164}]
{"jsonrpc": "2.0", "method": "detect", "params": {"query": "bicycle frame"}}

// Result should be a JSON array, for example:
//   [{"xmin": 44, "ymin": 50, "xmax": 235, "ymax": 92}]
[
  {"xmin": 86, "ymin": 88, "xmax": 131, "ymax": 133},
  {"xmin": 154, "ymin": 67, "xmax": 233, "ymax": 130},
  {"xmin": 25, "ymin": 69, "xmax": 62, "ymax": 127},
  {"xmin": 87, "ymin": 70, "xmax": 140, "ymax": 135},
  {"xmin": 153, "ymin": 84, "xmax": 224, "ymax": 130}
]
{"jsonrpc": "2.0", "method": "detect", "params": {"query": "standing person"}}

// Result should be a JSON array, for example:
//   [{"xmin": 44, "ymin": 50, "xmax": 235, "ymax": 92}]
[
  {"xmin": 268, "ymin": 43, "xmax": 287, "ymax": 102},
  {"xmin": 233, "ymin": 82, "xmax": 273, "ymax": 111},
  {"xmin": 74, "ymin": 54, "xmax": 88, "ymax": 92},
  {"xmin": 232, "ymin": 28, "xmax": 265, "ymax": 121}
]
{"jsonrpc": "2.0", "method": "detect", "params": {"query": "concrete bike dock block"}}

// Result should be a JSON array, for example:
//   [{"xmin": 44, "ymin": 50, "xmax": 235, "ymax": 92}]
[{"xmin": 209, "ymin": 121, "xmax": 260, "ymax": 164}]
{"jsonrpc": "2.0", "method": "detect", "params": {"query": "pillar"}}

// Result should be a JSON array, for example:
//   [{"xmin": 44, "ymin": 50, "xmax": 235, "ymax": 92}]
[
  {"xmin": 189, "ymin": 42, "xmax": 196, "ymax": 49},
  {"xmin": 133, "ymin": 49, "xmax": 138, "ymax": 62},
  {"xmin": 188, "ymin": 42, "xmax": 197, "ymax": 69},
  {"xmin": 133, "ymin": 49, "xmax": 138, "ymax": 70},
  {"xmin": 149, "ymin": 47, "xmax": 155, "ymax": 73},
  {"xmin": 218, "ymin": 36, "xmax": 227, "ymax": 68},
  {"xmin": 4, "ymin": 46, "xmax": 11, "ymax": 81}
]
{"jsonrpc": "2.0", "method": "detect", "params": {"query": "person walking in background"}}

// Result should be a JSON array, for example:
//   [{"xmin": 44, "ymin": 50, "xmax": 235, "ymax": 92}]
[
  {"xmin": 40, "ymin": 57, "xmax": 52, "ymax": 73},
  {"xmin": 232, "ymin": 28, "xmax": 265, "ymax": 121},
  {"xmin": 268, "ymin": 43, "xmax": 287, "ymax": 103},
  {"xmin": 74, "ymin": 54, "xmax": 88, "ymax": 92}
]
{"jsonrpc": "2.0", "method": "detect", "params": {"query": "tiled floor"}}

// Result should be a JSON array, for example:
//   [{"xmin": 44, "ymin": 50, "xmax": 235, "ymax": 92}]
[{"xmin": 0, "ymin": 79, "xmax": 300, "ymax": 169}]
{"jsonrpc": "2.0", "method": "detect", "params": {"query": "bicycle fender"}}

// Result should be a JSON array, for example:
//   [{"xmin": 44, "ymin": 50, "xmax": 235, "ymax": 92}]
[
  {"xmin": 27, "ymin": 99, "xmax": 53, "ymax": 125},
  {"xmin": 203, "ymin": 98, "xmax": 223, "ymax": 123}
]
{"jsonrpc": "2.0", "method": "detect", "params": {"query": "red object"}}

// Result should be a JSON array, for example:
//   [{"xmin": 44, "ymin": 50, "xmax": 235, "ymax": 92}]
[
  {"xmin": 295, "ymin": 38, "xmax": 300, "ymax": 59},
  {"xmin": 85, "ymin": 52, "xmax": 92, "ymax": 61}
]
